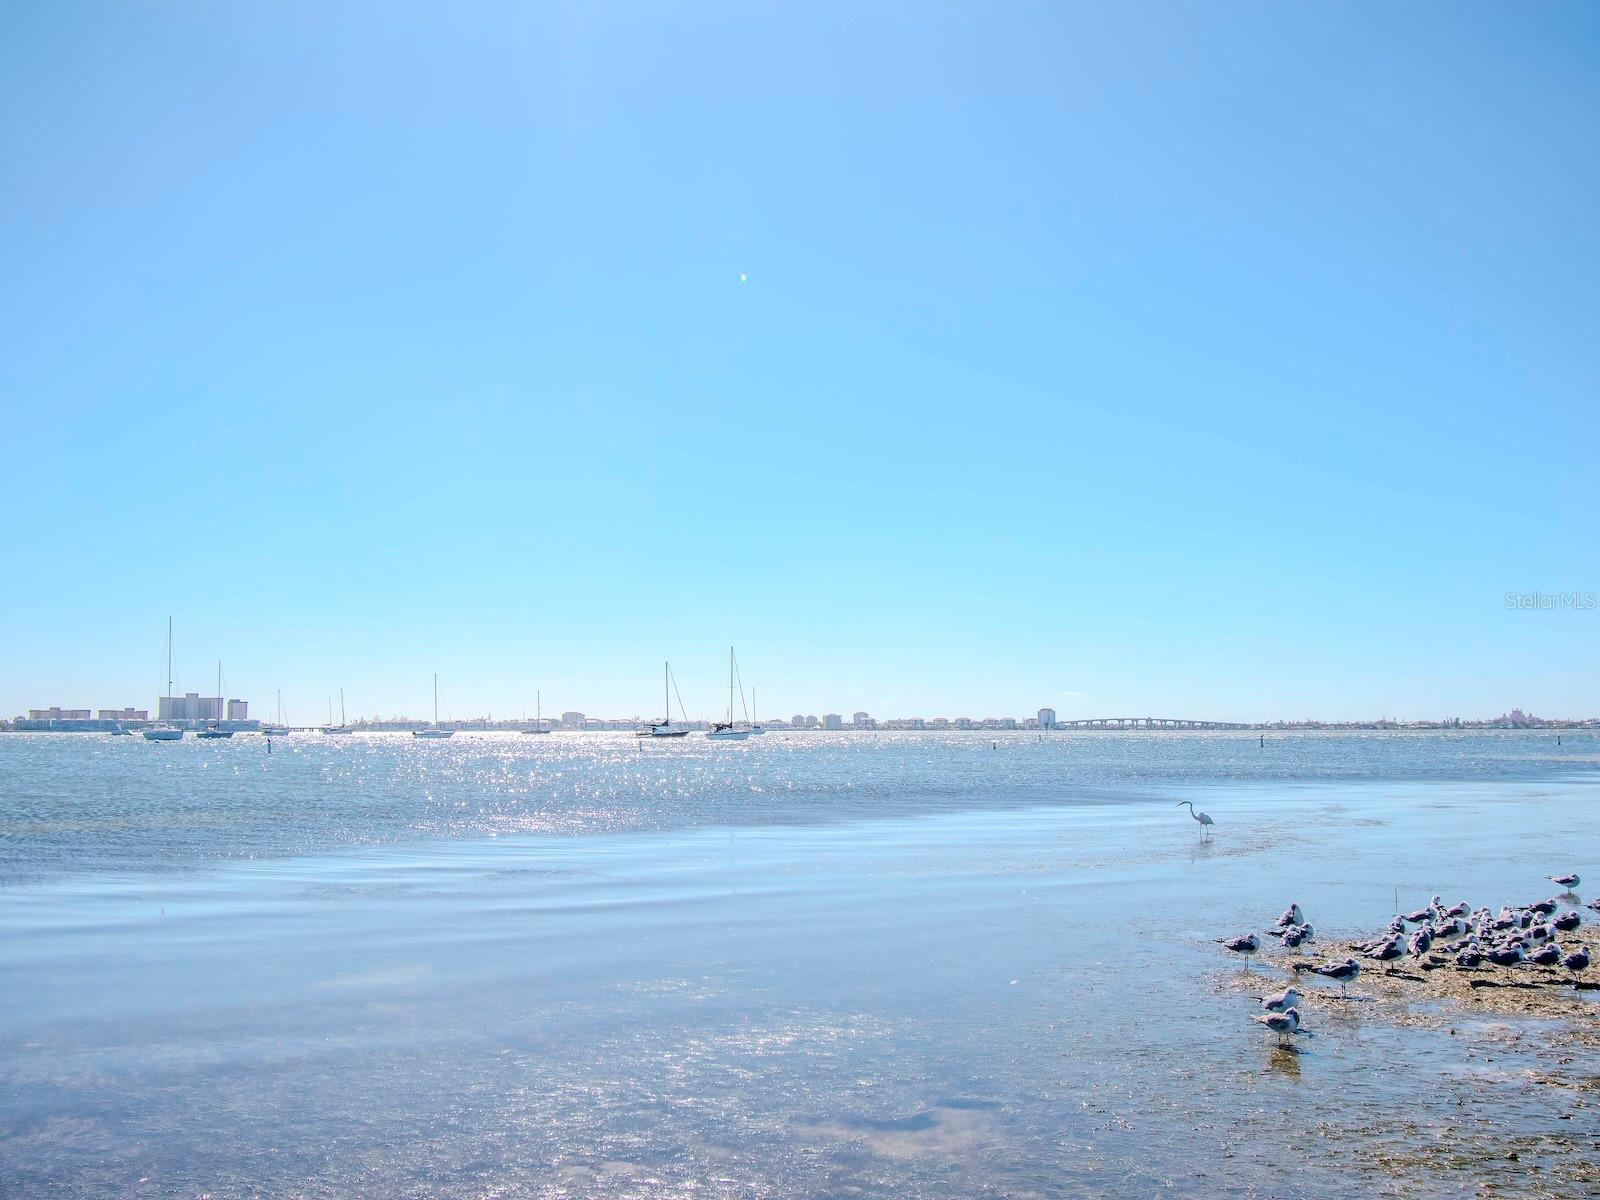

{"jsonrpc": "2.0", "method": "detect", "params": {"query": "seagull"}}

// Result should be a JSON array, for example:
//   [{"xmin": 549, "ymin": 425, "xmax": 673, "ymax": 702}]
[
  {"xmin": 1301, "ymin": 957, "xmax": 1361, "ymax": 997},
  {"xmin": 1219, "ymin": 933, "xmax": 1260, "ymax": 967},
  {"xmin": 1529, "ymin": 943, "xmax": 1562, "ymax": 967},
  {"xmin": 1553, "ymin": 911, "xmax": 1582, "ymax": 932},
  {"xmin": 1367, "ymin": 939, "xmax": 1404, "ymax": 964},
  {"xmin": 1455, "ymin": 949, "xmax": 1484, "ymax": 969},
  {"xmin": 1177, "ymin": 801, "xmax": 1214, "ymax": 839},
  {"xmin": 1280, "ymin": 924, "xmax": 1310, "ymax": 950},
  {"xmin": 1402, "ymin": 900, "xmax": 1438, "ymax": 924},
  {"xmin": 1529, "ymin": 898, "xmax": 1558, "ymax": 915},
  {"xmin": 1548, "ymin": 873, "xmax": 1580, "ymax": 889},
  {"xmin": 1253, "ymin": 1006, "xmax": 1303, "ymax": 1045},
  {"xmin": 1587, "ymin": 899, "xmax": 1600, "ymax": 913},
  {"xmin": 1274, "ymin": 903, "xmax": 1305, "ymax": 930},
  {"xmin": 1260, "ymin": 985, "xmax": 1302, "ymax": 1013},
  {"xmin": 1561, "ymin": 946, "xmax": 1590, "ymax": 972},
  {"xmin": 1408, "ymin": 928, "xmax": 1433, "ymax": 957},
  {"xmin": 1444, "ymin": 901, "xmax": 1470, "ymax": 919},
  {"xmin": 1485, "ymin": 946, "xmax": 1524, "ymax": 967}
]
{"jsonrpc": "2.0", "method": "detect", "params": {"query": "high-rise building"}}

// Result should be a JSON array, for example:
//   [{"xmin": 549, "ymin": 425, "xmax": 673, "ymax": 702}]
[
  {"xmin": 852, "ymin": 712, "xmax": 873, "ymax": 730},
  {"xmin": 1038, "ymin": 708, "xmax": 1057, "ymax": 730},
  {"xmin": 98, "ymin": 708, "xmax": 149, "ymax": 721},
  {"xmin": 29, "ymin": 708, "xmax": 91, "ymax": 720},
  {"xmin": 823, "ymin": 714, "xmax": 843, "ymax": 730},
  {"xmin": 227, "ymin": 699, "xmax": 249, "ymax": 720},
  {"xmin": 159, "ymin": 693, "xmax": 223, "ymax": 721},
  {"xmin": 561, "ymin": 711, "xmax": 586, "ymax": 729}
]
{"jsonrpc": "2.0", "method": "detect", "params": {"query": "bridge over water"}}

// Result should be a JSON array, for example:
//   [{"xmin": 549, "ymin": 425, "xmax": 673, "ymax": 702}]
[{"xmin": 1053, "ymin": 717, "xmax": 1254, "ymax": 730}]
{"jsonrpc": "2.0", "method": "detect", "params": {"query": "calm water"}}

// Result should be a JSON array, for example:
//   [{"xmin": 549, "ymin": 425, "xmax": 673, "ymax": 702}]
[{"xmin": 1, "ymin": 731, "xmax": 1597, "ymax": 1197}]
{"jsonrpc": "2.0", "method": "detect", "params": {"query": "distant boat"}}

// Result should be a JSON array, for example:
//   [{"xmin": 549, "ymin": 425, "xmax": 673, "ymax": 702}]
[
  {"xmin": 414, "ymin": 674, "xmax": 455, "ymax": 738},
  {"xmin": 707, "ymin": 647, "xmax": 750, "ymax": 740},
  {"xmin": 144, "ymin": 618, "xmax": 185, "ymax": 741},
  {"xmin": 109, "ymin": 723, "xmax": 132, "ymax": 736},
  {"xmin": 197, "ymin": 660, "xmax": 234, "ymax": 738},
  {"xmin": 262, "ymin": 689, "xmax": 291, "ymax": 738},
  {"xmin": 521, "ymin": 689, "xmax": 551, "ymax": 734},
  {"xmin": 324, "ymin": 689, "xmax": 352, "ymax": 734},
  {"xmin": 637, "ymin": 662, "xmax": 691, "ymax": 737}
]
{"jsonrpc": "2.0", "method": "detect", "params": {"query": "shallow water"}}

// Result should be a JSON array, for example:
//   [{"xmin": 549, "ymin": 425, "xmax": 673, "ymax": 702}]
[{"xmin": 1, "ymin": 732, "xmax": 1597, "ymax": 1197}]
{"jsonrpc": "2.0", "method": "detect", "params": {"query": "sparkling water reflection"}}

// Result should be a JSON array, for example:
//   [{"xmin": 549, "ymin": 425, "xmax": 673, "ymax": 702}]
[{"xmin": 1, "ymin": 732, "xmax": 1596, "ymax": 1197}]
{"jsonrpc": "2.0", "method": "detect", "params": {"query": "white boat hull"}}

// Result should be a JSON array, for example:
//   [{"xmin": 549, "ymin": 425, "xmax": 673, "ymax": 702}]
[
  {"xmin": 142, "ymin": 728, "xmax": 183, "ymax": 741},
  {"xmin": 413, "ymin": 729, "xmax": 454, "ymax": 739},
  {"xmin": 707, "ymin": 729, "xmax": 750, "ymax": 740}
]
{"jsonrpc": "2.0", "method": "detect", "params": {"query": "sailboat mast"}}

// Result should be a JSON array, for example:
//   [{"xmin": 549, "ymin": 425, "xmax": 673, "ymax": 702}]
[
  {"xmin": 729, "ymin": 646, "xmax": 734, "ymax": 724},
  {"xmin": 166, "ymin": 616, "xmax": 173, "ymax": 702},
  {"xmin": 434, "ymin": 673, "xmax": 439, "ymax": 725},
  {"xmin": 664, "ymin": 661, "xmax": 669, "ymax": 726},
  {"xmin": 340, "ymin": 689, "xmax": 346, "ymax": 726}
]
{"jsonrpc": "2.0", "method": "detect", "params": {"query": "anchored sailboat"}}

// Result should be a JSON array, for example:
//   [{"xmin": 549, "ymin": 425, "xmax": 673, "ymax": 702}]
[
  {"xmin": 637, "ymin": 662, "xmax": 691, "ymax": 737},
  {"xmin": 197, "ymin": 660, "xmax": 233, "ymax": 738},
  {"xmin": 143, "ymin": 617, "xmax": 184, "ymax": 741},
  {"xmin": 521, "ymin": 689, "xmax": 551, "ymax": 734},
  {"xmin": 262, "ymin": 690, "xmax": 291, "ymax": 738},
  {"xmin": 707, "ymin": 647, "xmax": 750, "ymax": 740},
  {"xmin": 413, "ymin": 674, "xmax": 454, "ymax": 738},
  {"xmin": 324, "ymin": 689, "xmax": 351, "ymax": 734}
]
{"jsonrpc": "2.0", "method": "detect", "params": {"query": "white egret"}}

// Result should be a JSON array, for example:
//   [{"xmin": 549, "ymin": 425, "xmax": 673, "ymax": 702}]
[{"xmin": 1176, "ymin": 801, "xmax": 1214, "ymax": 839}]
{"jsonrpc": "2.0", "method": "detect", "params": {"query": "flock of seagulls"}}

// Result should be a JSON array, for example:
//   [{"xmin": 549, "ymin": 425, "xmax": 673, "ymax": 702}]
[
  {"xmin": 1349, "ymin": 878, "xmax": 1591, "ymax": 975},
  {"xmin": 1219, "ymin": 873, "xmax": 1592, "ymax": 1048}
]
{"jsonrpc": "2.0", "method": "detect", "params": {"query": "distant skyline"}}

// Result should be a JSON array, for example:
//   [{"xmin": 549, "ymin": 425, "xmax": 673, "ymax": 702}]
[{"xmin": 2, "ymin": 5, "xmax": 1597, "ymax": 722}]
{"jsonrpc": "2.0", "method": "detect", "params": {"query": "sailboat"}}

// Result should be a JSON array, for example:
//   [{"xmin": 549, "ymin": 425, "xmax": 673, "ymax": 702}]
[
  {"xmin": 707, "ymin": 647, "xmax": 750, "ymax": 740},
  {"xmin": 749, "ymin": 685, "xmax": 766, "ymax": 735},
  {"xmin": 636, "ymin": 662, "xmax": 691, "ymax": 737},
  {"xmin": 324, "ymin": 689, "xmax": 352, "ymax": 734},
  {"xmin": 197, "ymin": 660, "xmax": 234, "ymax": 738},
  {"xmin": 262, "ymin": 690, "xmax": 291, "ymax": 738},
  {"xmin": 521, "ymin": 689, "xmax": 551, "ymax": 734},
  {"xmin": 143, "ymin": 617, "xmax": 185, "ymax": 740},
  {"xmin": 413, "ymin": 674, "xmax": 454, "ymax": 738}
]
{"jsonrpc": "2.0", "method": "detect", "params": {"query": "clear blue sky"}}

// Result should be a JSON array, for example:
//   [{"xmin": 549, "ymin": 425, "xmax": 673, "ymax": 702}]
[{"xmin": 2, "ymin": 4, "xmax": 1596, "ymax": 724}]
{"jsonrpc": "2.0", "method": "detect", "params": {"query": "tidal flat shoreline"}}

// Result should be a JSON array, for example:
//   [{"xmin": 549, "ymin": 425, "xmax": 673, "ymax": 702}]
[{"xmin": 1, "ymin": 735, "xmax": 1597, "ymax": 1197}]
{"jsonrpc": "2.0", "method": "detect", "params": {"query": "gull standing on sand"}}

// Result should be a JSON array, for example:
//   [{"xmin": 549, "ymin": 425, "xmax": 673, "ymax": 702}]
[
  {"xmin": 1273, "ymin": 903, "xmax": 1305, "ymax": 930},
  {"xmin": 1253, "ymin": 1007, "xmax": 1303, "ymax": 1046},
  {"xmin": 1300, "ymin": 957, "xmax": 1361, "ymax": 997},
  {"xmin": 1177, "ymin": 801, "xmax": 1214, "ymax": 839},
  {"xmin": 1260, "ymin": 985, "xmax": 1302, "ymax": 1014},
  {"xmin": 1219, "ymin": 933, "xmax": 1260, "ymax": 968},
  {"xmin": 1561, "ymin": 947, "xmax": 1591, "ymax": 972}
]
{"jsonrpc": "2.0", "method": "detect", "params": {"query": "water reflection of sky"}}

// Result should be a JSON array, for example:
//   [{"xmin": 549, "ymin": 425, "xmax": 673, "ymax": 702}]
[{"xmin": 1, "ymin": 741, "xmax": 1597, "ymax": 1197}]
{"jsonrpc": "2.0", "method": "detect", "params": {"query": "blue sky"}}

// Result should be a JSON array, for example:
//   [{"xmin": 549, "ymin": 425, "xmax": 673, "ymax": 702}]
[{"xmin": 2, "ymin": 4, "xmax": 1596, "ymax": 723}]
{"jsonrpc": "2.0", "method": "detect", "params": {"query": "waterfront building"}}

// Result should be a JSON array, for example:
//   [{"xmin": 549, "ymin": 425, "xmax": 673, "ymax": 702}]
[
  {"xmin": 98, "ymin": 708, "xmax": 149, "ymax": 721},
  {"xmin": 159, "ymin": 693, "xmax": 223, "ymax": 722},
  {"xmin": 561, "ymin": 711, "xmax": 586, "ymax": 729},
  {"xmin": 823, "ymin": 714, "xmax": 843, "ymax": 730},
  {"xmin": 852, "ymin": 711, "xmax": 873, "ymax": 730},
  {"xmin": 1038, "ymin": 708, "xmax": 1057, "ymax": 730},
  {"xmin": 29, "ymin": 707, "xmax": 91, "ymax": 720},
  {"xmin": 226, "ymin": 699, "xmax": 249, "ymax": 720}
]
